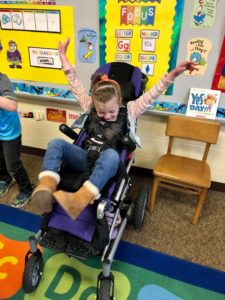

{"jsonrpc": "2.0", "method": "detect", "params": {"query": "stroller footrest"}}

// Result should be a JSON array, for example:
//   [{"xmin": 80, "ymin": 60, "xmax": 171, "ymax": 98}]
[{"xmin": 40, "ymin": 228, "xmax": 97, "ymax": 260}]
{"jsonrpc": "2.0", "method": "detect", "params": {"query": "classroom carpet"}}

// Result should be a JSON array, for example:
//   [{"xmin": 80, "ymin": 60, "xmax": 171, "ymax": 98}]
[{"xmin": 1, "ymin": 203, "xmax": 225, "ymax": 300}]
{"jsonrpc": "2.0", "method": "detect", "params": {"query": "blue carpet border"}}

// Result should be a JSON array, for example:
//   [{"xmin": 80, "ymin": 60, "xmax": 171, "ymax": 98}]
[{"xmin": 1, "ymin": 203, "xmax": 225, "ymax": 295}]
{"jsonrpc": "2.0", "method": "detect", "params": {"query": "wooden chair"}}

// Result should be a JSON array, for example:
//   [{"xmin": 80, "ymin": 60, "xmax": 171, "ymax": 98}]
[{"xmin": 148, "ymin": 115, "xmax": 220, "ymax": 225}]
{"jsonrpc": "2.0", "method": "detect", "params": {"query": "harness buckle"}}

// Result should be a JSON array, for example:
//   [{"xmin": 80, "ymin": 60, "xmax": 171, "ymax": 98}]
[{"xmin": 87, "ymin": 145, "xmax": 104, "ymax": 152}]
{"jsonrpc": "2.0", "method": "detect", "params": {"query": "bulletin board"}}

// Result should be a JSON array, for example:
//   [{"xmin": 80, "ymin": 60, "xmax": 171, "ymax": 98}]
[
  {"xmin": 98, "ymin": 0, "xmax": 225, "ymax": 117},
  {"xmin": 0, "ymin": 4, "xmax": 75, "ymax": 94},
  {"xmin": 99, "ymin": 0, "xmax": 185, "ymax": 95},
  {"xmin": 0, "ymin": 0, "xmax": 225, "ymax": 119}
]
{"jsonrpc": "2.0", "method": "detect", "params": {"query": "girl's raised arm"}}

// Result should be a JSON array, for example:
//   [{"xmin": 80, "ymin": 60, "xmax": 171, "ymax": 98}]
[{"xmin": 58, "ymin": 38, "xmax": 92, "ymax": 112}]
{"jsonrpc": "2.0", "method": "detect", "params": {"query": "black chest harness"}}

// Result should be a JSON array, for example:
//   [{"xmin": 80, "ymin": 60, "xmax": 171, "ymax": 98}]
[
  {"xmin": 71, "ymin": 106, "xmax": 135, "ymax": 190},
  {"xmin": 84, "ymin": 106, "xmax": 129, "ymax": 155}
]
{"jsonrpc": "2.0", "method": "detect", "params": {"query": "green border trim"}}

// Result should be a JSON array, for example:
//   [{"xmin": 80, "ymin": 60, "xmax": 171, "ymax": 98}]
[{"xmin": 166, "ymin": 0, "xmax": 185, "ymax": 95}]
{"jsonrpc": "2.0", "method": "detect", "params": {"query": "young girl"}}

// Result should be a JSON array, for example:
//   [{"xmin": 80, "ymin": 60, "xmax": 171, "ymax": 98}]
[{"xmin": 32, "ymin": 38, "xmax": 194, "ymax": 219}]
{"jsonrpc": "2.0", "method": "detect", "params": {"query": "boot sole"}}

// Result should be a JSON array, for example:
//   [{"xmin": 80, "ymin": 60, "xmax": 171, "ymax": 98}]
[{"xmin": 32, "ymin": 190, "xmax": 54, "ymax": 213}]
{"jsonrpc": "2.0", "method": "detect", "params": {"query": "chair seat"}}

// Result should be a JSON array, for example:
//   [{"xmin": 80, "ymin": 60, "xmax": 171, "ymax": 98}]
[{"xmin": 154, "ymin": 154, "xmax": 211, "ymax": 188}]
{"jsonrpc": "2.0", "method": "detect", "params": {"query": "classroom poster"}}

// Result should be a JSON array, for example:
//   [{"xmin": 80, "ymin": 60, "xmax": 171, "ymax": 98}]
[
  {"xmin": 78, "ymin": 28, "xmax": 97, "ymax": 63},
  {"xmin": 99, "ymin": 0, "xmax": 185, "ymax": 95},
  {"xmin": 191, "ymin": 0, "xmax": 218, "ymax": 28},
  {"xmin": 0, "ymin": 5, "xmax": 74, "ymax": 84},
  {"xmin": 184, "ymin": 38, "xmax": 212, "ymax": 76}
]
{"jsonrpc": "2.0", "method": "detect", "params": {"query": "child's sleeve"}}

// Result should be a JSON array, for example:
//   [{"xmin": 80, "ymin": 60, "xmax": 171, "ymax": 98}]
[
  {"xmin": 63, "ymin": 67, "xmax": 92, "ymax": 112},
  {"xmin": 127, "ymin": 75, "xmax": 172, "ymax": 119},
  {"xmin": 0, "ymin": 74, "xmax": 17, "ymax": 101}
]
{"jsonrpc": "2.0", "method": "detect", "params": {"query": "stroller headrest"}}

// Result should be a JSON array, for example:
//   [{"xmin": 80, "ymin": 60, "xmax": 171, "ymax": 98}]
[{"xmin": 92, "ymin": 62, "xmax": 147, "ymax": 103}]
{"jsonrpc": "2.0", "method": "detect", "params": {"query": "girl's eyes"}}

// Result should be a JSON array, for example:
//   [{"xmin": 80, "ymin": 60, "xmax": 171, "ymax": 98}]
[{"xmin": 98, "ymin": 111, "xmax": 115, "ymax": 115}]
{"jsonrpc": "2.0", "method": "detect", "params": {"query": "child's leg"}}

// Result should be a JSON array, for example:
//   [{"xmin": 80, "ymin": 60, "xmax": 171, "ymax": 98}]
[
  {"xmin": 0, "ymin": 141, "xmax": 13, "ymax": 183},
  {"xmin": 89, "ymin": 148, "xmax": 120, "ymax": 190},
  {"xmin": 33, "ymin": 138, "xmax": 88, "ymax": 212},
  {"xmin": 0, "ymin": 141, "xmax": 16, "ymax": 197},
  {"xmin": 2, "ymin": 136, "xmax": 32, "ymax": 192},
  {"xmin": 54, "ymin": 148, "xmax": 120, "ymax": 219}
]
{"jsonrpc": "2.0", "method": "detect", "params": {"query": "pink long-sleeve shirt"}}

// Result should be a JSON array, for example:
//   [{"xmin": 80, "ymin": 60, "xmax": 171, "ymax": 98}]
[{"xmin": 64, "ymin": 67, "xmax": 171, "ymax": 120}]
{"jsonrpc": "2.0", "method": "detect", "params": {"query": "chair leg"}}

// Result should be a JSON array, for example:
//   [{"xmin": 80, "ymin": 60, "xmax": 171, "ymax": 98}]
[
  {"xmin": 192, "ymin": 189, "xmax": 207, "ymax": 225},
  {"xmin": 148, "ymin": 177, "xmax": 159, "ymax": 212}
]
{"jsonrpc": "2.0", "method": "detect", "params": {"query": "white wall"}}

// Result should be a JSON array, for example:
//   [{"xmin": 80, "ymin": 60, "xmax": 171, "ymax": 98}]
[{"xmin": 18, "ymin": 98, "xmax": 225, "ymax": 183}]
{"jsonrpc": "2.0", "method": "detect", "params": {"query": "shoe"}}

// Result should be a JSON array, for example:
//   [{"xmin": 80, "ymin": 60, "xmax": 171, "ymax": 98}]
[
  {"xmin": 32, "ymin": 173, "xmax": 59, "ymax": 213},
  {"xmin": 0, "ymin": 178, "xmax": 16, "ymax": 198},
  {"xmin": 11, "ymin": 189, "xmax": 33, "ymax": 208},
  {"xmin": 53, "ymin": 180, "xmax": 99, "ymax": 220}
]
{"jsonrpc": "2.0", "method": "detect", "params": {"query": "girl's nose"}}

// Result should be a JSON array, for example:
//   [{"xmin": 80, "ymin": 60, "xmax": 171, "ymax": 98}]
[{"xmin": 104, "ymin": 113, "xmax": 111, "ymax": 120}]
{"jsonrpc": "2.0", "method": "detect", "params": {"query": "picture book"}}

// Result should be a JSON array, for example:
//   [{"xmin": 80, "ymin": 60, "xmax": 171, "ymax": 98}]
[{"xmin": 186, "ymin": 88, "xmax": 221, "ymax": 119}]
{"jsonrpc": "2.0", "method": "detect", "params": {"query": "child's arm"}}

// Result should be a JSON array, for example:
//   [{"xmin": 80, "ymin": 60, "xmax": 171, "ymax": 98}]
[
  {"xmin": 127, "ymin": 61, "xmax": 194, "ymax": 119},
  {"xmin": 0, "ymin": 74, "xmax": 17, "ymax": 112},
  {"xmin": 58, "ymin": 38, "xmax": 92, "ymax": 112}
]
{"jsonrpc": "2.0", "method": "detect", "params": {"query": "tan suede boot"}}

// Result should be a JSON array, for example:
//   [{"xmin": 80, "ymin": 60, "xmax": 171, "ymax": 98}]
[
  {"xmin": 53, "ymin": 180, "xmax": 100, "ymax": 219},
  {"xmin": 32, "ymin": 171, "xmax": 60, "ymax": 213}
]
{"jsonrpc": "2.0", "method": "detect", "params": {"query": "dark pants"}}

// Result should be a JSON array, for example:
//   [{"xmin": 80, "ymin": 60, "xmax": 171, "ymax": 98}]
[{"xmin": 0, "ymin": 135, "xmax": 32, "ymax": 193}]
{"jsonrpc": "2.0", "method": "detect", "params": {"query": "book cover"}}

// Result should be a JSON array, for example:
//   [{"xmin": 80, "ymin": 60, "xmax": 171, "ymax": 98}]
[{"xmin": 186, "ymin": 88, "xmax": 221, "ymax": 119}]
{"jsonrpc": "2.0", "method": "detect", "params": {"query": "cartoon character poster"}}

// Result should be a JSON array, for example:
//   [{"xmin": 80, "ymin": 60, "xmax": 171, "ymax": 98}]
[
  {"xmin": 99, "ymin": 0, "xmax": 185, "ymax": 95},
  {"xmin": 184, "ymin": 38, "xmax": 212, "ymax": 76},
  {"xmin": 78, "ymin": 28, "xmax": 97, "ymax": 63},
  {"xmin": 7, "ymin": 40, "xmax": 22, "ymax": 69},
  {"xmin": 191, "ymin": 0, "xmax": 218, "ymax": 28},
  {"xmin": 211, "ymin": 36, "xmax": 225, "ymax": 93}
]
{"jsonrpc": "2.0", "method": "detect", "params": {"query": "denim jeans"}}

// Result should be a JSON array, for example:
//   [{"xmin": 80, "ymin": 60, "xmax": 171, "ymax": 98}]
[
  {"xmin": 42, "ymin": 138, "xmax": 120, "ymax": 191},
  {"xmin": 0, "ymin": 135, "xmax": 32, "ymax": 193}
]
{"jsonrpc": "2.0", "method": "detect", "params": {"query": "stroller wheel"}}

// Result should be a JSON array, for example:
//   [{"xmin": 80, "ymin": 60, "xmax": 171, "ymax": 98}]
[
  {"xmin": 98, "ymin": 278, "xmax": 114, "ymax": 300},
  {"xmin": 22, "ymin": 254, "xmax": 43, "ymax": 293},
  {"xmin": 132, "ymin": 184, "xmax": 150, "ymax": 229}
]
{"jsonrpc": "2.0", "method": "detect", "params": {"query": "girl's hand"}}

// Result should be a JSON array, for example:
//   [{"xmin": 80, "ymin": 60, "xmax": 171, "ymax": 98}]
[
  {"xmin": 167, "ymin": 61, "xmax": 195, "ymax": 82},
  {"xmin": 58, "ymin": 37, "xmax": 70, "ymax": 59}
]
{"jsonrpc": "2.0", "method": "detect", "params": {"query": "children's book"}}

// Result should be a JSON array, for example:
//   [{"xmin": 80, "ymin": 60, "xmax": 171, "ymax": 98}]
[{"xmin": 186, "ymin": 88, "xmax": 221, "ymax": 119}]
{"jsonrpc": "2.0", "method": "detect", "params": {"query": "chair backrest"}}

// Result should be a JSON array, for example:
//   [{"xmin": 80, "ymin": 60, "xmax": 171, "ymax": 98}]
[
  {"xmin": 166, "ymin": 115, "xmax": 220, "ymax": 161},
  {"xmin": 92, "ymin": 62, "xmax": 148, "ymax": 103}
]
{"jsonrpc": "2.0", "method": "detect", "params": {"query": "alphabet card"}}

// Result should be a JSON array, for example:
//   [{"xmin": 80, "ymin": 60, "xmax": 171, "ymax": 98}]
[{"xmin": 186, "ymin": 88, "xmax": 221, "ymax": 119}]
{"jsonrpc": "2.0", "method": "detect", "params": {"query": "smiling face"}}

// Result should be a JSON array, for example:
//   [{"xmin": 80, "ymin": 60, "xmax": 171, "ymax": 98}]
[
  {"xmin": 9, "ymin": 42, "xmax": 16, "ymax": 52},
  {"xmin": 94, "ymin": 96, "xmax": 120, "ymax": 121},
  {"xmin": 91, "ymin": 75, "xmax": 122, "ymax": 121}
]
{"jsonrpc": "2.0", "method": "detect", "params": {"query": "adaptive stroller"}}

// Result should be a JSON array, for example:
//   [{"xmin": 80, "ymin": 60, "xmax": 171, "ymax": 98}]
[{"xmin": 22, "ymin": 62, "xmax": 150, "ymax": 299}]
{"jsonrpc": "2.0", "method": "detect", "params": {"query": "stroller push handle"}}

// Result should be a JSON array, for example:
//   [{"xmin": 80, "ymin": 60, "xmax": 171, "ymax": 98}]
[{"xmin": 59, "ymin": 124, "xmax": 79, "ymax": 141}]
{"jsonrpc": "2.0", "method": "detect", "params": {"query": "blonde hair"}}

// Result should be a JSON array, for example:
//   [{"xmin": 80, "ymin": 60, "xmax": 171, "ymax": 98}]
[{"xmin": 91, "ymin": 73, "xmax": 122, "ymax": 105}]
